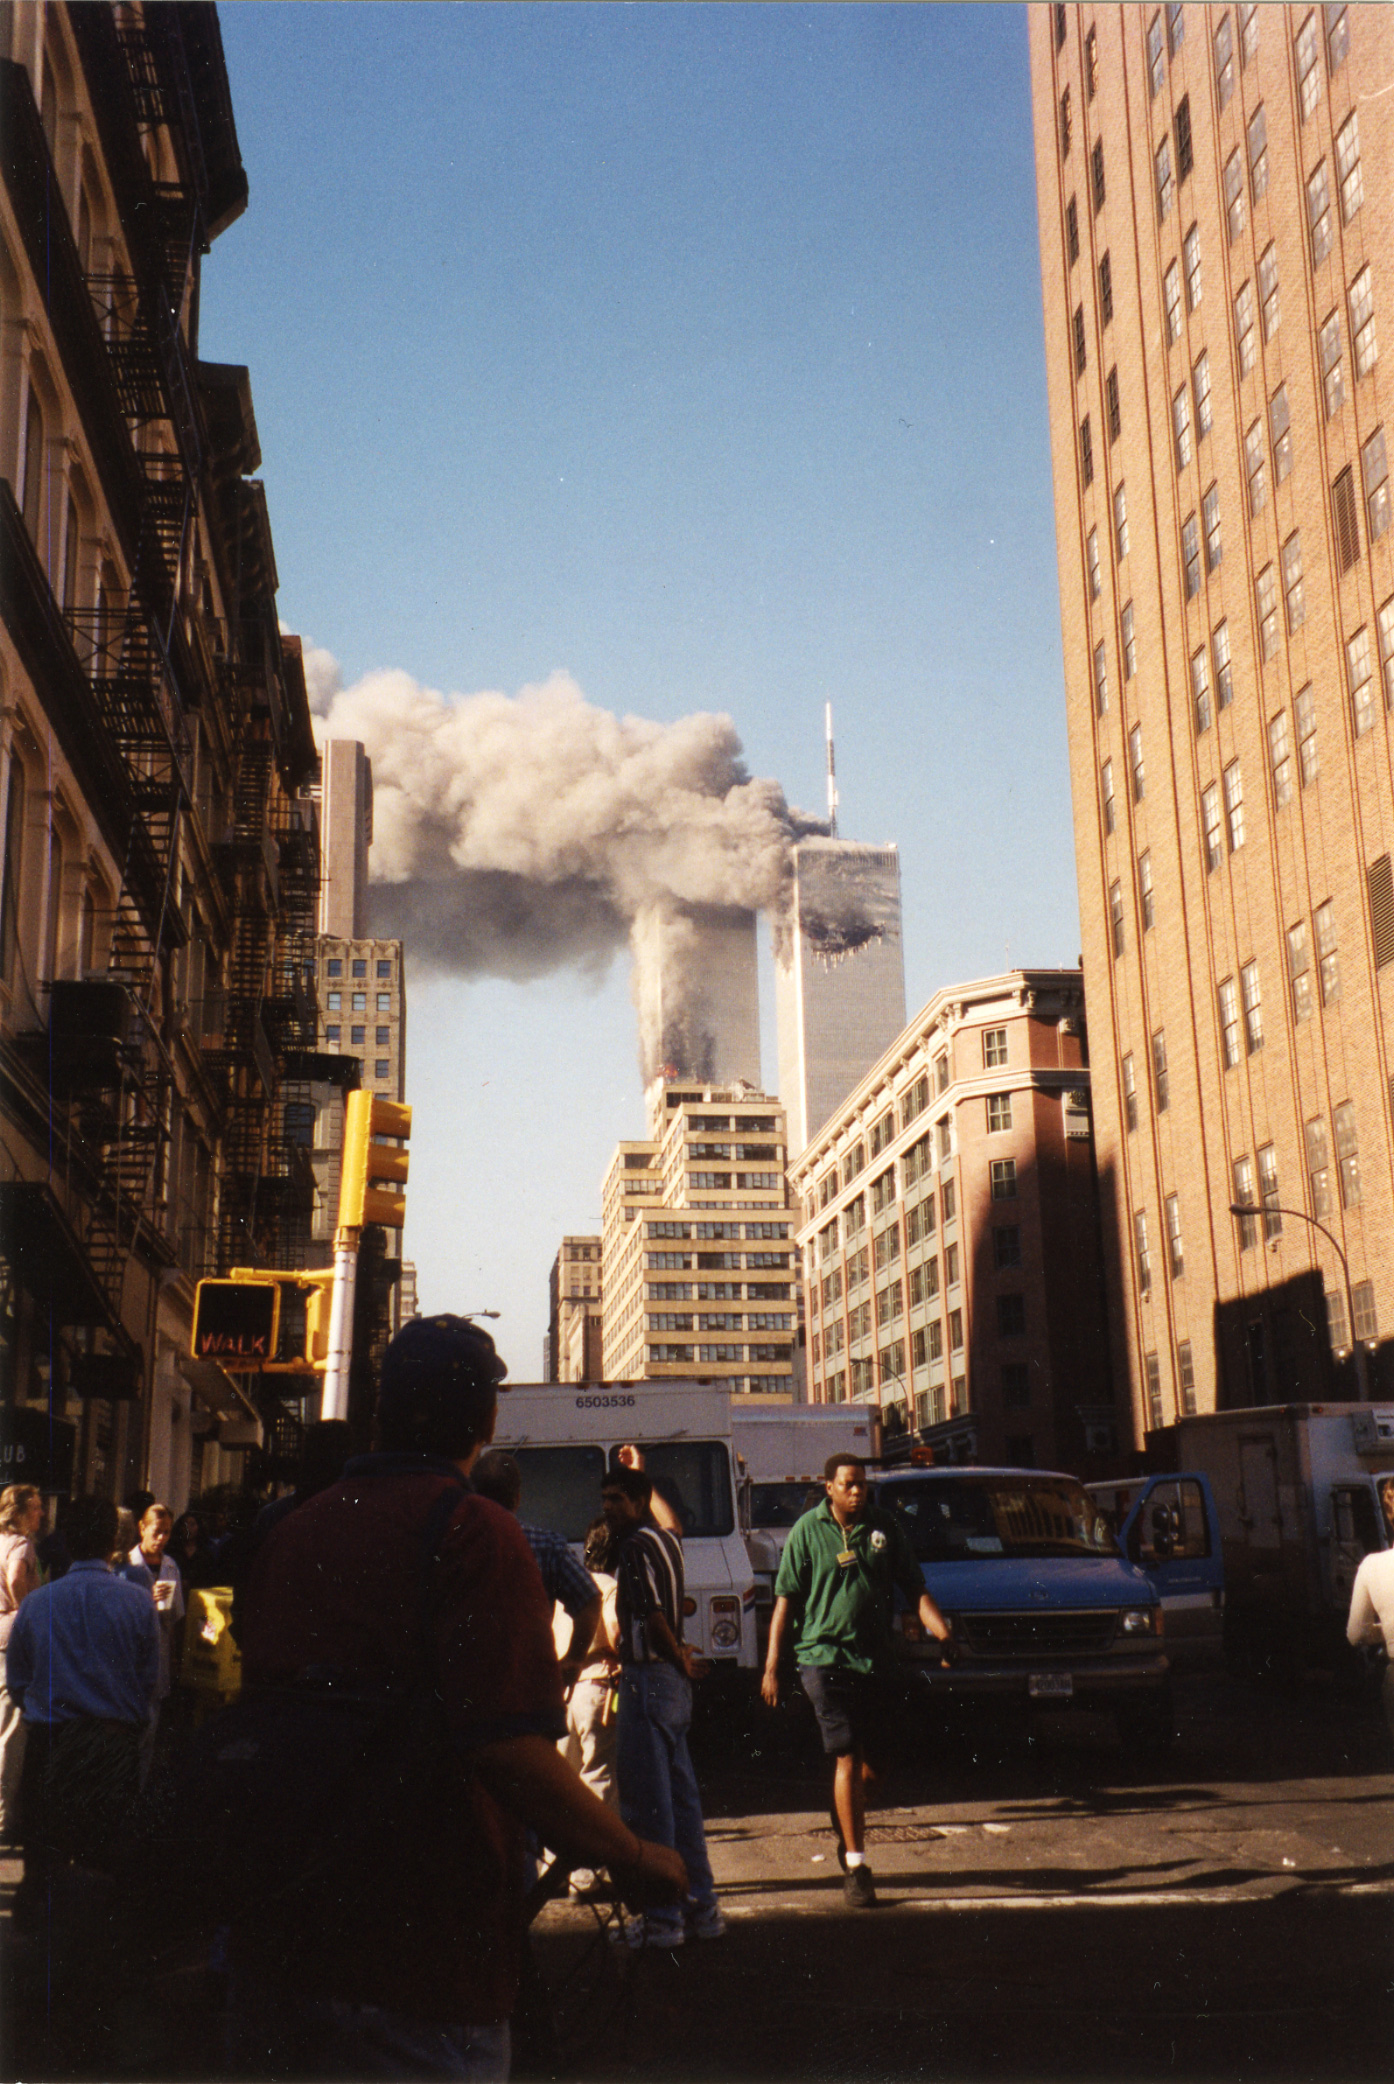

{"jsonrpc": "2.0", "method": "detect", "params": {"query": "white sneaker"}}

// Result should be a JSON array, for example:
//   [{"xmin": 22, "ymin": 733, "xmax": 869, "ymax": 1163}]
[
  {"xmin": 615, "ymin": 1914, "xmax": 685, "ymax": 1949},
  {"xmin": 687, "ymin": 1902, "xmax": 726, "ymax": 1940}
]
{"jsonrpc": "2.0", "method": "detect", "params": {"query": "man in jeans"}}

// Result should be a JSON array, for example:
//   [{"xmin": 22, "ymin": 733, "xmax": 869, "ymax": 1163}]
[{"xmin": 602, "ymin": 1463, "xmax": 724, "ymax": 1948}]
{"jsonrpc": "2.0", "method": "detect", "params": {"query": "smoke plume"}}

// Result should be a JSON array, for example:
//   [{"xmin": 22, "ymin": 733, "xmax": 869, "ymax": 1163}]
[{"xmin": 308, "ymin": 653, "xmax": 823, "ymax": 1077}]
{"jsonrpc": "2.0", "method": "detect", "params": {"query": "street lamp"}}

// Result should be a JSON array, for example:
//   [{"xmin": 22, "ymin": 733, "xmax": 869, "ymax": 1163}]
[{"xmin": 1227, "ymin": 1201, "xmax": 1370, "ymax": 1402}]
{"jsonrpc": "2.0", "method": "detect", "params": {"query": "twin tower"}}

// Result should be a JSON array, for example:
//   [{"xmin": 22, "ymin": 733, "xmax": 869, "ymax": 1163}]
[{"xmin": 642, "ymin": 836, "xmax": 907, "ymax": 1159}]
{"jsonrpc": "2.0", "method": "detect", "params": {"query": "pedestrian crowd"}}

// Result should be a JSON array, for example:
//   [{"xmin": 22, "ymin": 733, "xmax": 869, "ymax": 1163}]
[{"xmin": 3, "ymin": 1322, "xmax": 1392, "ymax": 2081}]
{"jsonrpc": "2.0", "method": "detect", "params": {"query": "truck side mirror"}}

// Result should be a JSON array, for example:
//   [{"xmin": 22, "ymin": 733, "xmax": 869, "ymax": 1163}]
[{"xmin": 1150, "ymin": 1502, "xmax": 1175, "ymax": 1558}]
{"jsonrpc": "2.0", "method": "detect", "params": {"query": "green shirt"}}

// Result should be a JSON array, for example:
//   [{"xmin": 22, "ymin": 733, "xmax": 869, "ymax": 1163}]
[{"xmin": 773, "ymin": 1500, "xmax": 926, "ymax": 1674}]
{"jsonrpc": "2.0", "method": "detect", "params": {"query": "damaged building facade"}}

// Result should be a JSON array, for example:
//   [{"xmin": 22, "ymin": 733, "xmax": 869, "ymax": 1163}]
[{"xmin": 1, "ymin": 1, "xmax": 328, "ymax": 1505}]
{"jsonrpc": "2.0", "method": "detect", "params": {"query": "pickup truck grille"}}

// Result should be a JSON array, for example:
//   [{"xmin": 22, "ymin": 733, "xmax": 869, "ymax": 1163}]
[{"xmin": 957, "ymin": 1610, "xmax": 1118, "ymax": 1657}]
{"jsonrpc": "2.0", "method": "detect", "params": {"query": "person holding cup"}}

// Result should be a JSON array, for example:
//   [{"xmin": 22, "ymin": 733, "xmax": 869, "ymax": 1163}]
[{"xmin": 120, "ymin": 1503, "xmax": 184, "ymax": 1782}]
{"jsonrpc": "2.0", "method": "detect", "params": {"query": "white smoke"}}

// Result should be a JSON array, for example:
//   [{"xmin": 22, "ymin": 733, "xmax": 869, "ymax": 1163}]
[{"xmin": 307, "ymin": 650, "xmax": 824, "ymax": 1077}]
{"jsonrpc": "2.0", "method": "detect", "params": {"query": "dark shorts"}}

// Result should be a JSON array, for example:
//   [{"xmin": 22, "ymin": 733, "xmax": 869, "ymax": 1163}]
[{"xmin": 798, "ymin": 1665, "xmax": 890, "ymax": 1759}]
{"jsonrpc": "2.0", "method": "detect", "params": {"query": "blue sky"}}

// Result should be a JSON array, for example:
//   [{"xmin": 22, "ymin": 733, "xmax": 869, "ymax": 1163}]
[{"xmin": 199, "ymin": 2, "xmax": 1079, "ymax": 1369}]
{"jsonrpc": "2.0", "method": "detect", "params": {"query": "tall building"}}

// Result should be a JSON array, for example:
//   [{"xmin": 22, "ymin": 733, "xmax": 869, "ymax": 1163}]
[
  {"xmin": 633, "ymin": 901, "xmax": 761, "ymax": 1088},
  {"xmin": 776, "ymin": 839, "xmax": 907, "ymax": 1157},
  {"xmin": 0, "ymin": 2, "xmax": 319, "ymax": 1506},
  {"xmin": 317, "ymin": 738, "xmax": 371, "ymax": 939},
  {"xmin": 788, "ymin": 972, "xmax": 1114, "ymax": 1472},
  {"xmin": 547, "ymin": 1235, "xmax": 603, "ymax": 1382},
  {"xmin": 1030, "ymin": 4, "xmax": 1394, "ymax": 1439},
  {"xmin": 601, "ymin": 1082, "xmax": 796, "ymax": 1399}
]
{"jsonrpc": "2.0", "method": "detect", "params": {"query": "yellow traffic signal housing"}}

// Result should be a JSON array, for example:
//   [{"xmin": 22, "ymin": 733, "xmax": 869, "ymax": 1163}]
[
  {"xmin": 338, "ymin": 1090, "xmax": 412, "ymax": 1230},
  {"xmin": 304, "ymin": 1278, "xmax": 333, "ymax": 1368}
]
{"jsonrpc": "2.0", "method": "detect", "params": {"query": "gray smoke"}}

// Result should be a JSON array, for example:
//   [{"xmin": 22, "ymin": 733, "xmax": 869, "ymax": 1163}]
[{"xmin": 309, "ymin": 657, "xmax": 825, "ymax": 1077}]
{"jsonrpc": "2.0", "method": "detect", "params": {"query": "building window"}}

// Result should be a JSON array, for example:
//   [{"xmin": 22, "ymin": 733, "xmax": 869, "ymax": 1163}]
[
  {"xmin": 1178, "ymin": 1339, "xmax": 1197, "ymax": 1415},
  {"xmin": 1183, "ymin": 224, "xmax": 1202, "ymax": 314},
  {"xmin": 1166, "ymin": 1193, "xmax": 1184, "ymax": 1278},
  {"xmin": 1123, "ymin": 1052, "xmax": 1138, "ymax": 1131},
  {"xmin": 374, "ymin": 1058, "xmax": 390, "ymax": 1079},
  {"xmin": 1306, "ymin": 1115, "xmax": 1332, "ymax": 1218},
  {"xmin": 327, "ymin": 991, "xmax": 341, "ymax": 1011},
  {"xmin": 1148, "ymin": 13, "xmax": 1166, "ymax": 94},
  {"xmin": 1155, "ymin": 136, "xmax": 1175, "ymax": 223},
  {"xmin": 1164, "ymin": 261, "xmax": 1182, "ymax": 344},
  {"xmin": 1258, "ymin": 245, "xmax": 1280, "ymax": 343},
  {"xmin": 352, "ymin": 992, "xmax": 366, "ymax": 1011},
  {"xmin": 997, "ymin": 1294, "xmax": 1026, "ymax": 1339},
  {"xmin": 1240, "ymin": 4, "xmax": 1258, "ymax": 67},
  {"xmin": 326, "ymin": 958, "xmax": 342, "ymax": 977},
  {"xmin": 1081, "ymin": 415, "xmax": 1094, "ymax": 487},
  {"xmin": 986, "ymin": 1093, "xmax": 1012, "ymax": 1133},
  {"xmin": 1224, "ymin": 151, "xmax": 1246, "ymax": 244},
  {"xmin": 1245, "ymin": 422, "xmax": 1267, "ymax": 516},
  {"xmin": 1255, "ymin": 566, "xmax": 1279, "ymax": 660},
  {"xmin": 1353, "ymin": 1280, "xmax": 1378, "ymax": 1346},
  {"xmin": 1362, "ymin": 427, "xmax": 1389, "ymax": 542},
  {"xmin": 994, "ymin": 1225, "xmax": 1022, "ymax": 1270},
  {"xmin": 1246, "ymin": 104, "xmax": 1268, "ymax": 199},
  {"xmin": 1182, "ymin": 514, "xmax": 1201, "ymax": 598},
  {"xmin": 1347, "ymin": 626, "xmax": 1375, "ymax": 736},
  {"xmin": 1314, "ymin": 898, "xmax": 1340, "ymax": 1003},
  {"xmin": 1380, "ymin": 599, "xmax": 1394, "ymax": 709},
  {"xmin": 1106, "ymin": 367, "xmax": 1121, "ymax": 443},
  {"xmin": 1121, "ymin": 601, "xmax": 1137, "ymax": 679},
  {"xmin": 351, "ymin": 1025, "xmax": 365, "ymax": 1046},
  {"xmin": 1176, "ymin": 94, "xmax": 1194, "ymax": 183},
  {"xmin": 1268, "ymin": 710, "xmax": 1293, "ymax": 807},
  {"xmin": 1335, "ymin": 113, "xmax": 1362, "ymax": 222},
  {"xmin": 352, "ymin": 959, "xmax": 367, "ymax": 978},
  {"xmin": 1066, "ymin": 194, "xmax": 1079, "ymax": 266},
  {"xmin": 1326, "ymin": 4, "xmax": 1349, "ymax": 72},
  {"xmin": 1099, "ymin": 251, "xmax": 1113, "ymax": 325},
  {"xmin": 1093, "ymin": 641, "xmax": 1110, "ymax": 716},
  {"xmin": 1073, "ymin": 304, "xmax": 1087, "ymax": 377},
  {"xmin": 1296, "ymin": 11, "xmax": 1322, "ymax": 119},
  {"xmin": 1320, "ymin": 311, "xmax": 1345, "ymax": 418},
  {"xmin": 1129, "ymin": 724, "xmax": 1145, "ymax": 802},
  {"xmin": 1135, "ymin": 1209, "xmax": 1152, "ymax": 1295},
  {"xmin": 983, "ymin": 1027, "xmax": 1008, "ymax": 1068},
  {"xmin": 1287, "ymin": 920, "xmax": 1312, "ymax": 1021},
  {"xmin": 1191, "ymin": 647, "xmax": 1211, "ymax": 733},
  {"xmin": 325, "ymin": 1024, "xmax": 340, "ymax": 1044},
  {"xmin": 1282, "ymin": 533, "xmax": 1305, "ymax": 632},
  {"xmin": 376, "ymin": 1026, "xmax": 390, "ymax": 1046},
  {"xmin": 1224, "ymin": 759, "xmax": 1245, "ymax": 852},
  {"xmin": 1193, "ymin": 350, "xmax": 1212, "ymax": 437},
  {"xmin": 1143, "ymin": 1352, "xmax": 1163, "ymax": 1431},
  {"xmin": 1269, "ymin": 383, "xmax": 1292, "ymax": 482},
  {"xmin": 1002, "ymin": 1363, "xmax": 1031, "ymax": 1410},
  {"xmin": 377, "ymin": 959, "xmax": 392, "ymax": 978},
  {"xmin": 1258, "ymin": 1143, "xmax": 1282, "ymax": 1239},
  {"xmin": 1349, "ymin": 265, "xmax": 1376, "ymax": 378},
  {"xmin": 377, "ymin": 992, "xmax": 391, "ymax": 1011},
  {"xmin": 1060, "ymin": 85, "xmax": 1073, "ymax": 159},
  {"xmin": 1214, "ymin": 11, "xmax": 1234, "ymax": 108},
  {"xmin": 1109, "ymin": 878, "xmax": 1126, "ymax": 957},
  {"xmin": 1092, "ymin": 139, "xmax": 1106, "ymax": 214},
  {"xmin": 1087, "ymin": 526, "xmax": 1101, "ymax": 598},
  {"xmin": 949, "ymin": 1310, "xmax": 964, "ymax": 1354},
  {"xmin": 1151, "ymin": 1027, "xmax": 1169, "ymax": 1108},
  {"xmin": 1334, "ymin": 1101, "xmax": 1360, "ymax": 1207},
  {"xmin": 1241, "ymin": 959, "xmax": 1263, "ymax": 1053},
  {"xmin": 934, "ymin": 1050, "xmax": 950, "ymax": 1094},
  {"xmin": 1086, "ymin": 24, "xmax": 1099, "ymax": 96},
  {"xmin": 1332, "ymin": 466, "xmax": 1360, "ymax": 572},
  {"xmin": 1167, "ymin": 3, "xmax": 1185, "ymax": 54},
  {"xmin": 1202, "ymin": 783, "xmax": 1223, "ymax": 872},
  {"xmin": 1307, "ymin": 162, "xmax": 1332, "ymax": 266},
  {"xmin": 990, "ymin": 1158, "xmax": 1018, "ymax": 1201},
  {"xmin": 1173, "ymin": 384, "xmax": 1193, "ymax": 469},
  {"xmin": 1218, "ymin": 976, "xmax": 1241, "ymax": 1067},
  {"xmin": 1233, "ymin": 1156, "xmax": 1257, "ymax": 1248},
  {"xmin": 1113, "ymin": 481, "xmax": 1129, "ymax": 559},
  {"xmin": 1139, "ymin": 850, "xmax": 1155, "ymax": 931}
]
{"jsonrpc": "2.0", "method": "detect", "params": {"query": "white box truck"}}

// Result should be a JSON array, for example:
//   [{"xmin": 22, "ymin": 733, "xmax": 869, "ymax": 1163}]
[
  {"xmin": 491, "ymin": 1382, "xmax": 758, "ymax": 1678},
  {"xmin": 731, "ymin": 1406, "xmax": 881, "ymax": 1617},
  {"xmin": 1154, "ymin": 1402, "xmax": 1394, "ymax": 1679}
]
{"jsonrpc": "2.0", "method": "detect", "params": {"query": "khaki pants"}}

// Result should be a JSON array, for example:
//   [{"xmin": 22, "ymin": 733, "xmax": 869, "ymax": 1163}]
[
  {"xmin": 0, "ymin": 1682, "xmax": 26, "ymax": 1838},
  {"xmin": 558, "ymin": 1676, "xmax": 617, "ymax": 1809}
]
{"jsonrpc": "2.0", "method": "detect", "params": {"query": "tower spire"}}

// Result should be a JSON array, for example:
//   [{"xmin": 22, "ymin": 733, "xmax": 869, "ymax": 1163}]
[{"xmin": 824, "ymin": 701, "xmax": 839, "ymax": 838}]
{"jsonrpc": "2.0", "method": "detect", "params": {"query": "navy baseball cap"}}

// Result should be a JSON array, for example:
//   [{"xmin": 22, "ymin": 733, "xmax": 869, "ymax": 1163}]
[{"xmin": 375, "ymin": 1315, "xmax": 509, "ymax": 1457}]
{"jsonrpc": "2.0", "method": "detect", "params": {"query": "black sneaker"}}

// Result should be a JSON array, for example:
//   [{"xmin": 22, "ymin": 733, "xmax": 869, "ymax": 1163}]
[
  {"xmin": 843, "ymin": 1864, "xmax": 877, "ymax": 1909},
  {"xmin": 829, "ymin": 1805, "xmax": 848, "ymax": 1872}
]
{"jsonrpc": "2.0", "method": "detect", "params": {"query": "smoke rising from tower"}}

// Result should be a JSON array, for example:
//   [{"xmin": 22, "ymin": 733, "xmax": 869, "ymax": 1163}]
[{"xmin": 305, "ymin": 650, "xmax": 825, "ymax": 1078}]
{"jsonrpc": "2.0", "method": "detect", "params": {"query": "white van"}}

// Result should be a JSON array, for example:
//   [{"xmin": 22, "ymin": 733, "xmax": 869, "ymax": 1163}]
[{"xmin": 491, "ymin": 1383, "xmax": 758, "ymax": 1677}]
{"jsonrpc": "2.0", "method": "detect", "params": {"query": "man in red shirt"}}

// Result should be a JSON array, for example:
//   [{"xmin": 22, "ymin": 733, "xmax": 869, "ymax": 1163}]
[{"xmin": 235, "ymin": 1315, "xmax": 684, "ymax": 2079}]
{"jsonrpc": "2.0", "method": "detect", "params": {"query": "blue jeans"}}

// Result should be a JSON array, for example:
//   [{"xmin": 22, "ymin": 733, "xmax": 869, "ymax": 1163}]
[{"xmin": 616, "ymin": 1663, "xmax": 716, "ymax": 1933}]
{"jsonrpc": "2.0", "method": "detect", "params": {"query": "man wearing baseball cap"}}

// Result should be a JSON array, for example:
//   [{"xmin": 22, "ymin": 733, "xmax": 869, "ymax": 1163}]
[{"xmin": 235, "ymin": 1314, "xmax": 685, "ymax": 2078}]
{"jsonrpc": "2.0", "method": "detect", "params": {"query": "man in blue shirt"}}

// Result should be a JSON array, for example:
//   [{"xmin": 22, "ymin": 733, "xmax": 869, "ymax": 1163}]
[
  {"xmin": 472, "ymin": 1449, "xmax": 601, "ymax": 1682},
  {"xmin": 8, "ymin": 1493, "xmax": 159, "ymax": 1922}
]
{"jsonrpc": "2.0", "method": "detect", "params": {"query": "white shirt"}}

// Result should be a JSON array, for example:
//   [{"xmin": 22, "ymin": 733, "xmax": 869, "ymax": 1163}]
[
  {"xmin": 124, "ymin": 1548, "xmax": 185, "ymax": 1699},
  {"xmin": 1346, "ymin": 1548, "xmax": 1394, "ymax": 1660}
]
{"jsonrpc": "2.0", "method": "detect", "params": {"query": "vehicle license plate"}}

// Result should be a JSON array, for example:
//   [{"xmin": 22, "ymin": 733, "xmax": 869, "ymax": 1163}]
[{"xmin": 1028, "ymin": 1673, "xmax": 1074, "ymax": 1699}]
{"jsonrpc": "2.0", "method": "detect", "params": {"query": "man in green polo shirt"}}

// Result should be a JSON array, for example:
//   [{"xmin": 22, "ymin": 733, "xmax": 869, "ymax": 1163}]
[{"xmin": 761, "ymin": 1455, "xmax": 951, "ymax": 1907}]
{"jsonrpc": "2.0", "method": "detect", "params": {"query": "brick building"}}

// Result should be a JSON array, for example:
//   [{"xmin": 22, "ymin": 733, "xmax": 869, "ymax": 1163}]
[
  {"xmin": 547, "ymin": 1235, "xmax": 603, "ymax": 1383},
  {"xmin": 1030, "ymin": 4, "xmax": 1394, "ymax": 1438},
  {"xmin": 789, "ymin": 973, "xmax": 1116, "ymax": 1472}
]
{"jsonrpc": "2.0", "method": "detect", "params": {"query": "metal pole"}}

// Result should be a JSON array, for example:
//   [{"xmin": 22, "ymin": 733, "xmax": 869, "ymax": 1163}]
[
  {"xmin": 1228, "ymin": 1201, "xmax": 1370, "ymax": 1401},
  {"xmin": 321, "ymin": 1225, "xmax": 360, "ymax": 1423}
]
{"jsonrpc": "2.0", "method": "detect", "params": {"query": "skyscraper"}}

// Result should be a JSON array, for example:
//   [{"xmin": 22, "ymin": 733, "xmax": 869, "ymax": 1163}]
[
  {"xmin": 1030, "ymin": 3, "xmax": 1393, "ymax": 1437},
  {"xmin": 776, "ymin": 839, "xmax": 907, "ymax": 1157},
  {"xmin": 547, "ymin": 1235, "xmax": 604, "ymax": 1382},
  {"xmin": 633, "ymin": 902, "xmax": 761, "ymax": 1090}
]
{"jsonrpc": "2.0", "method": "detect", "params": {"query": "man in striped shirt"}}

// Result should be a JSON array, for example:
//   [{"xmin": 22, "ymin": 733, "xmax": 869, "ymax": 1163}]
[{"xmin": 602, "ymin": 1462, "xmax": 724, "ymax": 1948}]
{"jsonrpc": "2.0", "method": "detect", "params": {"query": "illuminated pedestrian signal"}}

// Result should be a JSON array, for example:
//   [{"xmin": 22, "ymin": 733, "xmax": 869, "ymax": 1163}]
[
  {"xmin": 191, "ymin": 1279, "xmax": 280, "ymax": 1368},
  {"xmin": 338, "ymin": 1091, "xmax": 411, "ymax": 1230}
]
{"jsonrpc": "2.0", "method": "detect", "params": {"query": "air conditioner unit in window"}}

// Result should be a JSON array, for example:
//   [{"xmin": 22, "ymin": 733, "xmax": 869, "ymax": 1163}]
[{"xmin": 1084, "ymin": 1423, "xmax": 1116, "ymax": 1455}]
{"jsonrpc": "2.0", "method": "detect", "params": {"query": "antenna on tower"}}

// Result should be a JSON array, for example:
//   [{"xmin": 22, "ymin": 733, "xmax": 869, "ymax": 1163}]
[{"xmin": 824, "ymin": 702, "xmax": 839, "ymax": 838}]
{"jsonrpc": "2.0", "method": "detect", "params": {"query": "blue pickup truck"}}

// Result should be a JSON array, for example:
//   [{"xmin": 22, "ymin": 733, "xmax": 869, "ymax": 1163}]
[{"xmin": 868, "ymin": 1465, "xmax": 1221, "ymax": 1748}]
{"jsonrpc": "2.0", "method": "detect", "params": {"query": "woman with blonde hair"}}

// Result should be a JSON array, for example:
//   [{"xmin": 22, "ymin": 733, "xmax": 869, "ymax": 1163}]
[{"xmin": 0, "ymin": 1484, "xmax": 43, "ymax": 1844}]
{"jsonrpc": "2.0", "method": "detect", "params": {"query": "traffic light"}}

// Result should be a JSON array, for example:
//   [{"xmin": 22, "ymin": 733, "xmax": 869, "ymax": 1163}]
[
  {"xmin": 304, "ymin": 1277, "xmax": 333, "ymax": 1368},
  {"xmin": 191, "ymin": 1278, "xmax": 280, "ymax": 1368},
  {"xmin": 338, "ymin": 1091, "xmax": 412, "ymax": 1231}
]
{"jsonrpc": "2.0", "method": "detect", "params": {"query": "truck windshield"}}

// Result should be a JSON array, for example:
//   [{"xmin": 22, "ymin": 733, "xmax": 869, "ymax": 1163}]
[
  {"xmin": 509, "ymin": 1440, "xmax": 735, "ymax": 1542},
  {"xmin": 750, "ymin": 1481, "xmax": 823, "ymax": 1530},
  {"xmin": 876, "ymin": 1475, "xmax": 1117, "ymax": 1561}
]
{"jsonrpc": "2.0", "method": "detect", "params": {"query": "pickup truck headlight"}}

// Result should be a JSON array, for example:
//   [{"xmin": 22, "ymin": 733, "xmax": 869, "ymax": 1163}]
[{"xmin": 1120, "ymin": 1606, "xmax": 1159, "ymax": 1635}]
